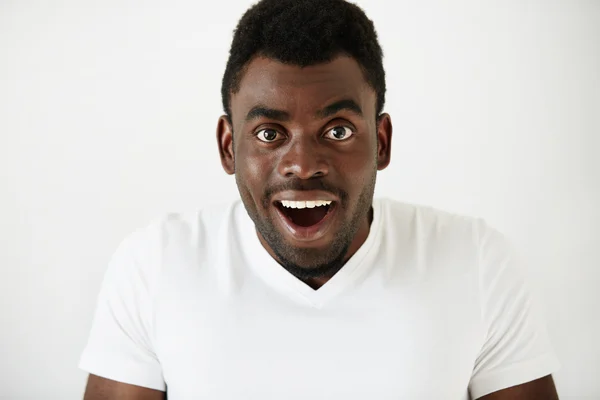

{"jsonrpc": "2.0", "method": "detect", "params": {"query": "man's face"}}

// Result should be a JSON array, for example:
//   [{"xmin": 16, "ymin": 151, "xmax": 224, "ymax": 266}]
[{"xmin": 217, "ymin": 55, "xmax": 392, "ymax": 279}]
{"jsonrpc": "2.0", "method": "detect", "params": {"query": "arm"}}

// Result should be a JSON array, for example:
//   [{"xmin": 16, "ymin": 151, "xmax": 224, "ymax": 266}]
[
  {"xmin": 79, "ymin": 229, "xmax": 166, "ymax": 396},
  {"xmin": 477, "ymin": 375, "xmax": 558, "ymax": 399},
  {"xmin": 469, "ymin": 223, "xmax": 560, "ymax": 399},
  {"xmin": 83, "ymin": 374, "xmax": 166, "ymax": 400}
]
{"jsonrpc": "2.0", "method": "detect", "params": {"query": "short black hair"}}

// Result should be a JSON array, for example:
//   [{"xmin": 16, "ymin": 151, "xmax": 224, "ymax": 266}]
[{"xmin": 221, "ymin": 0, "xmax": 386, "ymax": 120}]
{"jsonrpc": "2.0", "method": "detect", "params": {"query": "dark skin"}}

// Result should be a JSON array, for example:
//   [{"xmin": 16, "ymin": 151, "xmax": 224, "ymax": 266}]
[
  {"xmin": 478, "ymin": 375, "xmax": 559, "ymax": 399},
  {"xmin": 83, "ymin": 374, "xmax": 165, "ymax": 400},
  {"xmin": 218, "ymin": 55, "xmax": 392, "ymax": 289},
  {"xmin": 82, "ymin": 55, "xmax": 559, "ymax": 399},
  {"xmin": 83, "ymin": 371, "xmax": 558, "ymax": 399}
]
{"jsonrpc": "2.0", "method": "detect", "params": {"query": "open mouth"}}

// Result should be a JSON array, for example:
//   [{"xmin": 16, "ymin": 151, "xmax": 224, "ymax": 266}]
[{"xmin": 275, "ymin": 200, "xmax": 334, "ymax": 228}]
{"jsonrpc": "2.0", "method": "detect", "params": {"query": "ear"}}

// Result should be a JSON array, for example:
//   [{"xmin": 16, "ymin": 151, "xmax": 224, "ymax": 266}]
[
  {"xmin": 217, "ymin": 115, "xmax": 235, "ymax": 175},
  {"xmin": 376, "ymin": 113, "xmax": 392, "ymax": 170}
]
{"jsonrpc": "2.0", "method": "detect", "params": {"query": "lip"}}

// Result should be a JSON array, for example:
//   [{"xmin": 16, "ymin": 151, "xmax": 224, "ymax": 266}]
[{"xmin": 272, "ymin": 198, "xmax": 338, "ymax": 243}]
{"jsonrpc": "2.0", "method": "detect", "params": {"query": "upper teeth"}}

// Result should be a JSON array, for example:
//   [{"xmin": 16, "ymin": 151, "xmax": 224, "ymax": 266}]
[{"xmin": 280, "ymin": 200, "xmax": 332, "ymax": 209}]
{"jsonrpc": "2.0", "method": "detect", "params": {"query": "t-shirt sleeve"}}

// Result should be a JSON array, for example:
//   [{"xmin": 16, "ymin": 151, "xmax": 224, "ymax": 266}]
[
  {"xmin": 79, "ymin": 229, "xmax": 165, "ymax": 391},
  {"xmin": 468, "ymin": 223, "xmax": 560, "ymax": 399}
]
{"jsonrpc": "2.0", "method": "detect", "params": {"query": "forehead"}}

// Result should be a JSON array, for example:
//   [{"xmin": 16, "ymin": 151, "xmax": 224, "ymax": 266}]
[{"xmin": 231, "ymin": 55, "xmax": 376, "ymax": 121}]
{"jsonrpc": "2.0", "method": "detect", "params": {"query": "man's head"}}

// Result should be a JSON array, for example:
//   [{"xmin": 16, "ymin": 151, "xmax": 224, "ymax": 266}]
[{"xmin": 217, "ymin": 0, "xmax": 392, "ymax": 281}]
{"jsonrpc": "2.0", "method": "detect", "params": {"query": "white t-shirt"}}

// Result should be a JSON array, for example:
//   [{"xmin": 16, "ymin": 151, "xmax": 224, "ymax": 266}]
[{"xmin": 79, "ymin": 198, "xmax": 560, "ymax": 399}]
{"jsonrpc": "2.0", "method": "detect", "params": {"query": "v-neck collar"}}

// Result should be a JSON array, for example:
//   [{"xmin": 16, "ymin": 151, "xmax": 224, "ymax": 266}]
[{"xmin": 235, "ymin": 199, "xmax": 383, "ymax": 308}]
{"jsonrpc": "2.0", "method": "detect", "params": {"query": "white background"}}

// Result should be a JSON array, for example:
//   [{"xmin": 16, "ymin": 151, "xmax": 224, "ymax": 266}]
[{"xmin": 1, "ymin": 0, "xmax": 599, "ymax": 398}]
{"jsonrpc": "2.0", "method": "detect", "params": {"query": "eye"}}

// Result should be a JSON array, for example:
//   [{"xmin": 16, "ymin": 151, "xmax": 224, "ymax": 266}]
[
  {"xmin": 324, "ymin": 126, "xmax": 354, "ymax": 141},
  {"xmin": 256, "ymin": 128, "xmax": 283, "ymax": 142}
]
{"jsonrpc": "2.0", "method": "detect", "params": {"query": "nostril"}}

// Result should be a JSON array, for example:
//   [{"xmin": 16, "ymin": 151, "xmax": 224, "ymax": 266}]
[{"xmin": 285, "ymin": 171, "xmax": 325, "ymax": 179}]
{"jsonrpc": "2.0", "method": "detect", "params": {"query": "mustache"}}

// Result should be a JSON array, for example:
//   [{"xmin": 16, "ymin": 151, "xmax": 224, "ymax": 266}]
[{"xmin": 263, "ymin": 179, "xmax": 348, "ymax": 207}]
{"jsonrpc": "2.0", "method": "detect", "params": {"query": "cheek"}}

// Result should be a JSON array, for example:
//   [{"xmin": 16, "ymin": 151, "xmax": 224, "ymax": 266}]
[
  {"xmin": 339, "ymin": 147, "xmax": 376, "ymax": 175},
  {"xmin": 338, "ymin": 151, "xmax": 377, "ymax": 194},
  {"xmin": 243, "ymin": 155, "xmax": 272, "ymax": 186},
  {"xmin": 235, "ymin": 151, "xmax": 273, "ymax": 198}
]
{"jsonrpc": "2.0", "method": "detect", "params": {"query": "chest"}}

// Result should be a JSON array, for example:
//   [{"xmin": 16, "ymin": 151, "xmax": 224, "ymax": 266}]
[{"xmin": 155, "ymin": 273, "xmax": 483, "ymax": 399}]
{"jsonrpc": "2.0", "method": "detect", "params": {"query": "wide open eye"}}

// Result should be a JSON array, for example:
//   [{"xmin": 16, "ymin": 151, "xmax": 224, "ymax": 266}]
[
  {"xmin": 256, "ymin": 128, "xmax": 283, "ymax": 142},
  {"xmin": 324, "ymin": 126, "xmax": 354, "ymax": 141}
]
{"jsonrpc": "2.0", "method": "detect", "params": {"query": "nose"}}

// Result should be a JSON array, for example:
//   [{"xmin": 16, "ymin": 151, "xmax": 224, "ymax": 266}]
[{"xmin": 277, "ymin": 137, "xmax": 329, "ymax": 179}]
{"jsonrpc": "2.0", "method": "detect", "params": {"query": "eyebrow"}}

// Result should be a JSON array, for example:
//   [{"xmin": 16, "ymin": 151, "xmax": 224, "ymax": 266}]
[
  {"xmin": 243, "ymin": 98, "xmax": 363, "ymax": 123},
  {"xmin": 316, "ymin": 99, "xmax": 363, "ymax": 119},
  {"xmin": 245, "ymin": 106, "xmax": 290, "ymax": 122}
]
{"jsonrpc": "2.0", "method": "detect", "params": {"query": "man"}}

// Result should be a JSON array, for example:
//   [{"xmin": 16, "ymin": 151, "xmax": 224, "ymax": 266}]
[{"xmin": 80, "ymin": 0, "xmax": 560, "ymax": 398}]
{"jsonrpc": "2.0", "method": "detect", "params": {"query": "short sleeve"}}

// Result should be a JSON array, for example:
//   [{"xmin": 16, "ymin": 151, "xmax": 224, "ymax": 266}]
[
  {"xmin": 469, "ymin": 223, "xmax": 560, "ymax": 399},
  {"xmin": 79, "ymin": 229, "xmax": 165, "ymax": 391}
]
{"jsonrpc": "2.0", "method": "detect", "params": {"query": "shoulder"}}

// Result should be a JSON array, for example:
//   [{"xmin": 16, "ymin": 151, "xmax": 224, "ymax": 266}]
[
  {"xmin": 376, "ymin": 197, "xmax": 488, "ymax": 245},
  {"xmin": 375, "ymin": 198, "xmax": 511, "ymax": 278},
  {"xmin": 130, "ymin": 199, "xmax": 241, "ymax": 250},
  {"xmin": 378, "ymin": 199, "xmax": 528, "ymax": 295},
  {"xmin": 108, "ymin": 200, "xmax": 242, "ymax": 281}
]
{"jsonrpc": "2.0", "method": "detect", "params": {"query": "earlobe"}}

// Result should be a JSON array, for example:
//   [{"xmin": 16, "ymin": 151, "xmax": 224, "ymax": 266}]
[
  {"xmin": 216, "ymin": 115, "xmax": 235, "ymax": 175},
  {"xmin": 376, "ymin": 113, "xmax": 392, "ymax": 170}
]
